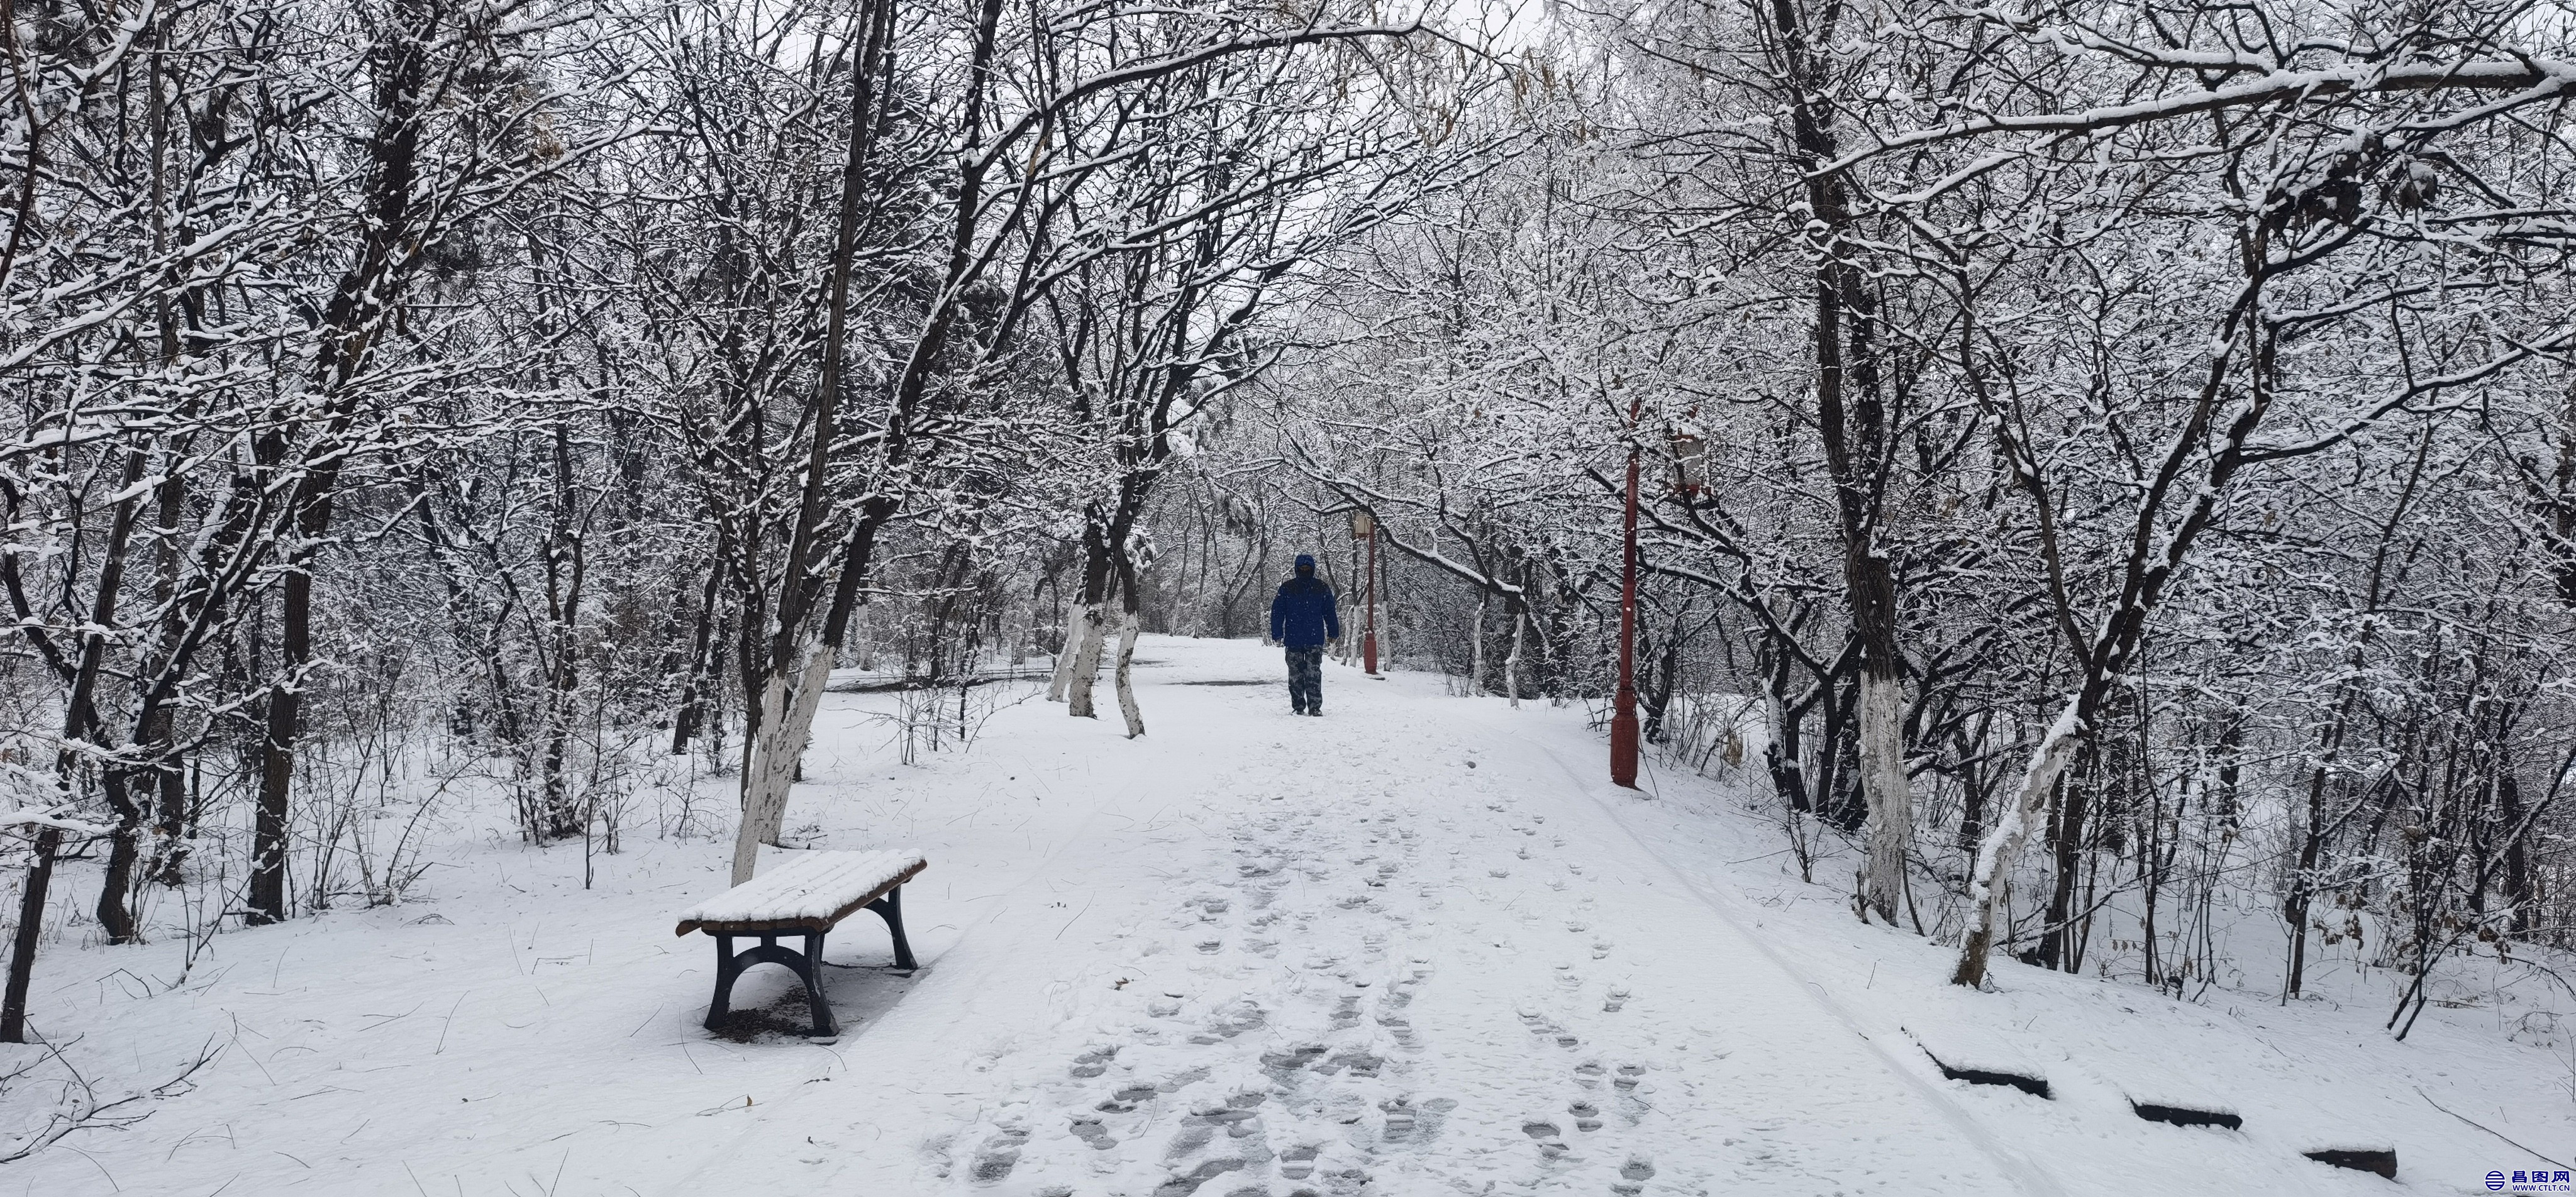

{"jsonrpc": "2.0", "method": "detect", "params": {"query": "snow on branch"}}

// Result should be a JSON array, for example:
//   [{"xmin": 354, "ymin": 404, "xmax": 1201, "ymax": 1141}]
[{"xmin": 1818, "ymin": 57, "xmax": 2576, "ymax": 178}]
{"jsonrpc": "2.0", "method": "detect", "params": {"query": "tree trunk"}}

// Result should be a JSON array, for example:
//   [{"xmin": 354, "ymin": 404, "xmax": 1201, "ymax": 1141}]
[
  {"xmin": 1953, "ymin": 703, "xmax": 2085, "ymax": 987},
  {"xmin": 1047, "ymin": 626, "xmax": 1079, "ymax": 702},
  {"xmin": 1504, "ymin": 606, "xmax": 1525, "ymax": 709},
  {"xmin": 1113, "ymin": 608, "xmax": 1145, "ymax": 738},
  {"xmin": 1065, "ymin": 599, "xmax": 1109, "ymax": 719},
  {"xmin": 94, "ymin": 770, "xmax": 144, "ymax": 943},
  {"xmin": 2502, "ymin": 771, "xmax": 2531, "ymax": 935},
  {"xmin": 2282, "ymin": 761, "xmax": 2329, "ymax": 998},
  {"xmin": 1, "ymin": 825, "xmax": 64, "ymax": 1044},
  {"xmin": 671, "ymin": 559, "xmax": 724, "ymax": 754},
  {"xmin": 2038, "ymin": 754, "xmax": 2092, "ymax": 970},
  {"xmin": 1469, "ymin": 593, "xmax": 1487, "ymax": 695},
  {"xmin": 1855, "ymin": 669, "xmax": 1911, "ymax": 925},
  {"xmin": 248, "ymin": 568, "xmax": 307, "ymax": 925},
  {"xmin": 1111, "ymin": 545, "xmax": 1146, "ymax": 736},
  {"xmin": 730, "ymin": 636, "xmax": 833, "ymax": 885}
]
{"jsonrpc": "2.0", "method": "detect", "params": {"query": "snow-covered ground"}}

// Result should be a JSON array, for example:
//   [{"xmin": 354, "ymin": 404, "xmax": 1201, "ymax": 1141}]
[{"xmin": 4, "ymin": 635, "xmax": 2566, "ymax": 1195}]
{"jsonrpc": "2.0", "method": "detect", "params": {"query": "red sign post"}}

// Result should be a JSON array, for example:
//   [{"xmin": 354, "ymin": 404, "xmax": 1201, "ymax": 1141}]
[
  {"xmin": 1350, "ymin": 510, "xmax": 1380, "ymax": 676},
  {"xmin": 1611, "ymin": 397, "xmax": 1641, "ymax": 789}
]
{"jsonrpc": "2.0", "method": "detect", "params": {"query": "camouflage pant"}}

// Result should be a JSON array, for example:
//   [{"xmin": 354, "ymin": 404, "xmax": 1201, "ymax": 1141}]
[{"xmin": 1285, "ymin": 645, "xmax": 1324, "ymax": 712}]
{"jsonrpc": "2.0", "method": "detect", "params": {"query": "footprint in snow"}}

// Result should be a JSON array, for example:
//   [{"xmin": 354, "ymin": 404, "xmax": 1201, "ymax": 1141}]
[
  {"xmin": 1070, "ymin": 1115, "xmax": 1117, "ymax": 1149},
  {"xmin": 1611, "ymin": 1152, "xmax": 1658, "ymax": 1196},
  {"xmin": 1072, "ymin": 1044, "xmax": 1118, "ymax": 1078},
  {"xmin": 1174, "ymin": 1095, "xmax": 1267, "ymax": 1153},
  {"xmin": 1521, "ymin": 1009, "xmax": 1580, "ymax": 1048},
  {"xmin": 1100, "ymin": 1083, "xmax": 1162, "ymax": 1113},
  {"xmin": 1521, "ymin": 1118, "xmax": 1570, "ymax": 1159},
  {"xmin": 1152, "ymin": 1156, "xmax": 1252, "ymax": 1197},
  {"xmin": 1611, "ymin": 1064, "xmax": 1653, "ymax": 1127},
  {"xmin": 1316, "ymin": 1049, "xmax": 1382, "ymax": 1078},
  {"xmin": 1382, "ymin": 1095, "xmax": 1457, "ymax": 1144},
  {"xmin": 969, "ymin": 1125, "xmax": 1030, "ymax": 1184}
]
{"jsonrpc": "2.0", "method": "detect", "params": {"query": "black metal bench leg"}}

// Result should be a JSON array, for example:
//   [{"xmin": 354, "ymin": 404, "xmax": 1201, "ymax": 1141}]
[
  {"xmin": 799, "ymin": 931, "xmax": 836, "ymax": 1037},
  {"xmin": 703, "ymin": 932, "xmax": 838, "ymax": 1035},
  {"xmin": 869, "ymin": 886, "xmax": 918, "ymax": 971},
  {"xmin": 705, "ymin": 933, "xmax": 739, "ymax": 1030}
]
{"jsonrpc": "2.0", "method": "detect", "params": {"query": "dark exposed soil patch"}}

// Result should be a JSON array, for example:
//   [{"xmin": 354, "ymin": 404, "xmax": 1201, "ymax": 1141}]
[
  {"xmin": 1918, "ymin": 1047, "xmax": 2050, "ymax": 1098},
  {"xmin": 2304, "ymin": 1147, "xmax": 2397, "ymax": 1179},
  {"xmin": 2133, "ymin": 1102, "xmax": 2241, "ymax": 1130}
]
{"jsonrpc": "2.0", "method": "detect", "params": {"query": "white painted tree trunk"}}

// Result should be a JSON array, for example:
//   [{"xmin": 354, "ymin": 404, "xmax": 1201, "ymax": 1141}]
[
  {"xmin": 1856, "ymin": 671, "xmax": 1913, "ymax": 925},
  {"xmin": 1503, "ymin": 609, "xmax": 1525, "ymax": 710},
  {"xmin": 1065, "ymin": 600, "xmax": 1108, "ymax": 718},
  {"xmin": 730, "ymin": 637, "xmax": 835, "ymax": 885},
  {"xmin": 1468, "ymin": 596, "xmax": 1487, "ymax": 696},
  {"xmin": 1113, "ymin": 609, "xmax": 1144, "ymax": 737},
  {"xmin": 1952, "ymin": 702, "xmax": 2087, "ymax": 986},
  {"xmin": 1046, "ymin": 632, "xmax": 1076, "ymax": 702}
]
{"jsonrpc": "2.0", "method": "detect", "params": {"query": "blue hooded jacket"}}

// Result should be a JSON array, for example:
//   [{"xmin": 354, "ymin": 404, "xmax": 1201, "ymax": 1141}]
[{"xmin": 1270, "ymin": 554, "xmax": 1342, "ymax": 648}]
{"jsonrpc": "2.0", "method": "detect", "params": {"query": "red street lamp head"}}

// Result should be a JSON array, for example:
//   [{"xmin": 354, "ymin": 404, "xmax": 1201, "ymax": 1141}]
[
  {"xmin": 1348, "ymin": 509, "xmax": 1374, "ymax": 539},
  {"xmin": 1669, "ymin": 429, "xmax": 1710, "ymax": 497}
]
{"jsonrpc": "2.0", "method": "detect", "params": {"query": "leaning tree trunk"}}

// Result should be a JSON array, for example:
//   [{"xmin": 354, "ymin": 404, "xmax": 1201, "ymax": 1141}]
[
  {"xmin": 1951, "ymin": 704, "xmax": 2085, "ymax": 986},
  {"xmin": 1113, "ymin": 608, "xmax": 1144, "ymax": 737},
  {"xmin": 1, "ymin": 825, "xmax": 65, "ymax": 1044},
  {"xmin": 1046, "ymin": 626, "xmax": 1079, "ymax": 702},
  {"xmin": 1110, "ymin": 543, "xmax": 1147, "ymax": 737},
  {"xmin": 730, "ymin": 636, "xmax": 835, "ymax": 884},
  {"xmin": 723, "ymin": 0, "xmax": 899, "ymax": 885}
]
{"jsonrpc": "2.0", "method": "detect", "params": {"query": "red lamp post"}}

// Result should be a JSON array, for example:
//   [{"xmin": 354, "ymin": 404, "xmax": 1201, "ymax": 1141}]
[
  {"xmin": 1610, "ymin": 396, "xmax": 1642, "ymax": 789},
  {"xmin": 1350, "ymin": 509, "xmax": 1379, "ymax": 676},
  {"xmin": 1610, "ymin": 414, "xmax": 1711, "ymax": 788}
]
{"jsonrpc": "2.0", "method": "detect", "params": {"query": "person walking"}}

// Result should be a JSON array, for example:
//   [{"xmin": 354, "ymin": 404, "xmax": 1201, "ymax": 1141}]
[{"xmin": 1269, "ymin": 554, "xmax": 1342, "ymax": 716}]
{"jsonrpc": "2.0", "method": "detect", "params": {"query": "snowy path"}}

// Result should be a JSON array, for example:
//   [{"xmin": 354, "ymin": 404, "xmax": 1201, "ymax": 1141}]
[
  {"xmin": 669, "ymin": 639, "xmax": 2037, "ymax": 1196},
  {"xmin": 12, "ymin": 634, "xmax": 2527, "ymax": 1196}
]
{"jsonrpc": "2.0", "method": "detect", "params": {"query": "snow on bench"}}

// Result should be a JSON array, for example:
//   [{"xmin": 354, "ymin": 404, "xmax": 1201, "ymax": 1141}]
[
  {"xmin": 675, "ymin": 849, "xmax": 928, "ymax": 935},
  {"xmin": 674, "ymin": 849, "xmax": 926, "ymax": 1037}
]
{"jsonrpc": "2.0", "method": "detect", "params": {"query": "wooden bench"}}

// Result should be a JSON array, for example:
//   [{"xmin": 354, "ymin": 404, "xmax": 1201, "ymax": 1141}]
[{"xmin": 674, "ymin": 849, "xmax": 926, "ymax": 1036}]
